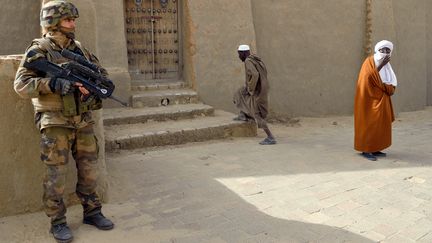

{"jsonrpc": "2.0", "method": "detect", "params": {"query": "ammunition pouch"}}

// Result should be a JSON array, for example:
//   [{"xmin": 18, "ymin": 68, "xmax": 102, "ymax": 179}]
[
  {"xmin": 61, "ymin": 93, "xmax": 77, "ymax": 116},
  {"xmin": 61, "ymin": 93, "xmax": 102, "ymax": 117}
]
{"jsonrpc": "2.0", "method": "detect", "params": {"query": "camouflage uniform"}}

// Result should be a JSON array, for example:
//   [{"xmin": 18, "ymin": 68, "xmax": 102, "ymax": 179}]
[{"xmin": 14, "ymin": 1, "xmax": 106, "ymax": 226}]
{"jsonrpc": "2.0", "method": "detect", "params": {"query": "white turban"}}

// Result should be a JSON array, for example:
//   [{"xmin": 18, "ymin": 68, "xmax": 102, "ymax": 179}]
[
  {"xmin": 374, "ymin": 40, "xmax": 393, "ymax": 53},
  {"xmin": 374, "ymin": 40, "xmax": 397, "ymax": 87},
  {"xmin": 238, "ymin": 44, "xmax": 250, "ymax": 51}
]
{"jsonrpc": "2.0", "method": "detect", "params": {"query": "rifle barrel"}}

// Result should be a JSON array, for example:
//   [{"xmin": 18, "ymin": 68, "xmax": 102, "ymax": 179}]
[{"xmin": 110, "ymin": 95, "xmax": 129, "ymax": 107}]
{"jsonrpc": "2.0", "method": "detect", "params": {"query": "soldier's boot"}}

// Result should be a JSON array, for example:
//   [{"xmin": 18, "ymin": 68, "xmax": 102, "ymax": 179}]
[
  {"xmin": 50, "ymin": 223, "xmax": 73, "ymax": 243},
  {"xmin": 83, "ymin": 212, "xmax": 114, "ymax": 230}
]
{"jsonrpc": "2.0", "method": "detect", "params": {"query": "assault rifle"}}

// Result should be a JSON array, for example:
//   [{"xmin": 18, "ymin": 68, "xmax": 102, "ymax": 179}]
[{"xmin": 24, "ymin": 49, "xmax": 128, "ymax": 106}]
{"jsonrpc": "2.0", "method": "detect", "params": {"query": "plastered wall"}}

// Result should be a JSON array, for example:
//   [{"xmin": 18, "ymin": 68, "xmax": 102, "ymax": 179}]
[
  {"xmin": 427, "ymin": 1, "xmax": 432, "ymax": 106},
  {"xmin": 184, "ymin": 0, "xmax": 431, "ymax": 116},
  {"xmin": 182, "ymin": 0, "xmax": 257, "ymax": 113},
  {"xmin": 0, "ymin": 0, "xmax": 41, "ymax": 55},
  {"xmin": 251, "ymin": 0, "xmax": 365, "ymax": 117},
  {"xmin": 256, "ymin": 0, "xmax": 430, "ymax": 116},
  {"xmin": 371, "ymin": 0, "xmax": 428, "ymax": 113}
]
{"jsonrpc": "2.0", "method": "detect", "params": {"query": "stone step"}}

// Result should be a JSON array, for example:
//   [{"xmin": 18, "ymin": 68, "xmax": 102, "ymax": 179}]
[
  {"xmin": 105, "ymin": 110, "xmax": 257, "ymax": 151},
  {"xmin": 131, "ymin": 89, "xmax": 199, "ymax": 108},
  {"xmin": 103, "ymin": 104, "xmax": 214, "ymax": 126},
  {"xmin": 131, "ymin": 81, "xmax": 187, "ymax": 91}
]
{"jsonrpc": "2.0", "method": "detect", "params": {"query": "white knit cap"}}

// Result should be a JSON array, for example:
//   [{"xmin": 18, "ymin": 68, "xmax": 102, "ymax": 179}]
[{"xmin": 238, "ymin": 44, "xmax": 250, "ymax": 51}]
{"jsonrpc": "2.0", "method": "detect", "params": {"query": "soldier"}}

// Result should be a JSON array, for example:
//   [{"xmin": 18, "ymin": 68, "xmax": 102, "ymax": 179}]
[
  {"xmin": 233, "ymin": 44, "xmax": 276, "ymax": 145},
  {"xmin": 14, "ymin": 1, "xmax": 114, "ymax": 242}
]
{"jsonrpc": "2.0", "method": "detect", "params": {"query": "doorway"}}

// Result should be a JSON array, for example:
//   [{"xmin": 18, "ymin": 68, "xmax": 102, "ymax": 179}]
[{"xmin": 124, "ymin": 0, "xmax": 181, "ymax": 81}]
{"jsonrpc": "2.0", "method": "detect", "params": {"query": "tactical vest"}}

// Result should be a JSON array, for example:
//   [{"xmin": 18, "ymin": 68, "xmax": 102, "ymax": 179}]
[{"xmin": 30, "ymin": 37, "xmax": 99, "ymax": 116}]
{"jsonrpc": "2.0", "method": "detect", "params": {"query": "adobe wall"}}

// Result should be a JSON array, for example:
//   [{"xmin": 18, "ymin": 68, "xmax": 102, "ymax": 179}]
[
  {"xmin": 181, "ymin": 0, "xmax": 257, "ymax": 113},
  {"xmin": 0, "ymin": 0, "xmax": 41, "ymax": 55},
  {"xmin": 250, "ymin": 0, "xmax": 429, "ymax": 117},
  {"xmin": 251, "ymin": 0, "xmax": 365, "ymax": 117},
  {"xmin": 427, "ymin": 0, "xmax": 432, "ymax": 106},
  {"xmin": 371, "ymin": 0, "xmax": 428, "ymax": 113}
]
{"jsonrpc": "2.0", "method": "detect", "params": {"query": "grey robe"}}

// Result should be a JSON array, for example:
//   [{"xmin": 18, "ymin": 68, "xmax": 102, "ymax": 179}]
[{"xmin": 233, "ymin": 54, "xmax": 269, "ymax": 128}]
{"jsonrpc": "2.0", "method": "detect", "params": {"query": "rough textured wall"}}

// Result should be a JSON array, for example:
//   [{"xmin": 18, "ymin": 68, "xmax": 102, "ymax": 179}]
[
  {"xmin": 427, "ymin": 1, "xmax": 432, "ymax": 106},
  {"xmin": 4, "ymin": 0, "xmax": 96, "ymax": 54},
  {"xmin": 181, "ymin": 0, "xmax": 196, "ymax": 89},
  {"xmin": 0, "ymin": 0, "xmax": 41, "ymax": 55},
  {"xmin": 184, "ymin": 0, "xmax": 257, "ymax": 113},
  {"xmin": 92, "ymin": 0, "xmax": 131, "ymax": 107},
  {"xmin": 372, "ymin": 0, "xmax": 427, "ymax": 113},
  {"xmin": 0, "ymin": 57, "xmax": 108, "ymax": 217},
  {"xmin": 70, "ymin": 0, "xmax": 97, "ymax": 53},
  {"xmin": 0, "ymin": 57, "xmax": 41, "ymax": 216},
  {"xmin": 251, "ymin": 0, "xmax": 365, "ymax": 117}
]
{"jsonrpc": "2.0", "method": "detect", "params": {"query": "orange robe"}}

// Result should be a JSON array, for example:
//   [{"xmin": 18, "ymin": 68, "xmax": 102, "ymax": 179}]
[{"xmin": 354, "ymin": 56, "xmax": 396, "ymax": 152}]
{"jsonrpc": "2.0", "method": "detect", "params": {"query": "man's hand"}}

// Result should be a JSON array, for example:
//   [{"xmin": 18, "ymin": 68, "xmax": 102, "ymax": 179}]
[
  {"xmin": 50, "ymin": 78, "xmax": 90, "ymax": 96},
  {"xmin": 74, "ymin": 83, "xmax": 92, "ymax": 102},
  {"xmin": 50, "ymin": 78, "xmax": 75, "ymax": 95},
  {"xmin": 381, "ymin": 55, "xmax": 391, "ymax": 66},
  {"xmin": 377, "ymin": 55, "xmax": 391, "ymax": 72},
  {"xmin": 74, "ymin": 82, "xmax": 90, "ymax": 95}
]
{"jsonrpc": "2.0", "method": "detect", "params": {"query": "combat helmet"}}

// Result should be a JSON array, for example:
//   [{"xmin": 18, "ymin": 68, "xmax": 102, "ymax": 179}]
[{"xmin": 40, "ymin": 0, "xmax": 79, "ymax": 29}]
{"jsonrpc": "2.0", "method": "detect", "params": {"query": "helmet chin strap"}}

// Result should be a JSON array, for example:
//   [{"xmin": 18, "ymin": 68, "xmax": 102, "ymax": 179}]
[{"xmin": 59, "ymin": 27, "xmax": 76, "ymax": 40}]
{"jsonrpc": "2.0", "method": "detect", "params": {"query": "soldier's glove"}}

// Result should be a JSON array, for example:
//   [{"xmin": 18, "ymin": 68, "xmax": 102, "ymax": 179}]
[{"xmin": 49, "ymin": 78, "xmax": 75, "ymax": 96}]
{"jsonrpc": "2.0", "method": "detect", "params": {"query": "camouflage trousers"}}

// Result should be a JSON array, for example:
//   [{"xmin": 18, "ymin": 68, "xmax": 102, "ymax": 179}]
[{"xmin": 40, "ymin": 125, "xmax": 101, "ymax": 226}]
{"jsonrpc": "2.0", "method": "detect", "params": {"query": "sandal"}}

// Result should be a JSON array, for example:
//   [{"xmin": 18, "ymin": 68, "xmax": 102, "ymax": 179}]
[
  {"xmin": 259, "ymin": 137, "xmax": 276, "ymax": 145},
  {"xmin": 361, "ymin": 152, "xmax": 377, "ymax": 161},
  {"xmin": 372, "ymin": 151, "xmax": 386, "ymax": 157}
]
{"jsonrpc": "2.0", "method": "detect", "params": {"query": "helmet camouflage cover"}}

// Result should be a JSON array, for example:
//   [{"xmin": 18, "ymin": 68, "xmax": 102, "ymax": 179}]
[{"xmin": 40, "ymin": 0, "xmax": 79, "ymax": 28}]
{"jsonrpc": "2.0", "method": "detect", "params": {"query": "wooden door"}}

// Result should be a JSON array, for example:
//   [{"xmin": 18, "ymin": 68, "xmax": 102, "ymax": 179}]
[{"xmin": 124, "ymin": 0, "xmax": 180, "ymax": 81}]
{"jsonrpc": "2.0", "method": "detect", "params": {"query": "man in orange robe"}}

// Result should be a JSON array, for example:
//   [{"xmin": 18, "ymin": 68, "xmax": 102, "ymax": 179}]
[{"xmin": 354, "ymin": 40, "xmax": 397, "ymax": 161}]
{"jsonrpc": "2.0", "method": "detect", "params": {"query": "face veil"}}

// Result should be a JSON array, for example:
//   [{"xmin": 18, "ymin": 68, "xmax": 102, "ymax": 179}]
[{"xmin": 373, "ymin": 40, "xmax": 397, "ymax": 87}]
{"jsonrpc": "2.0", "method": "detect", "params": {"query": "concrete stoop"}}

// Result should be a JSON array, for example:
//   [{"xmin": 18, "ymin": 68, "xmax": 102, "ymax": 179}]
[
  {"xmin": 103, "ymin": 103, "xmax": 215, "ymax": 126},
  {"xmin": 103, "ymin": 82, "xmax": 257, "ymax": 151},
  {"xmin": 131, "ymin": 89, "xmax": 199, "ymax": 108},
  {"xmin": 130, "ymin": 81, "xmax": 185, "ymax": 91},
  {"xmin": 104, "ymin": 110, "xmax": 256, "ymax": 151}
]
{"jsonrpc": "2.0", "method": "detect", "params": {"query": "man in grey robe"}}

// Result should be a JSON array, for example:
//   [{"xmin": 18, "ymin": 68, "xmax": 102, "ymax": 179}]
[{"xmin": 233, "ymin": 44, "xmax": 276, "ymax": 145}]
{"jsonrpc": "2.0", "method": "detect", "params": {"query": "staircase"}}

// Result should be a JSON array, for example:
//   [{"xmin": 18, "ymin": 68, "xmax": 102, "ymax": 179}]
[{"xmin": 103, "ymin": 81, "xmax": 257, "ymax": 151}]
